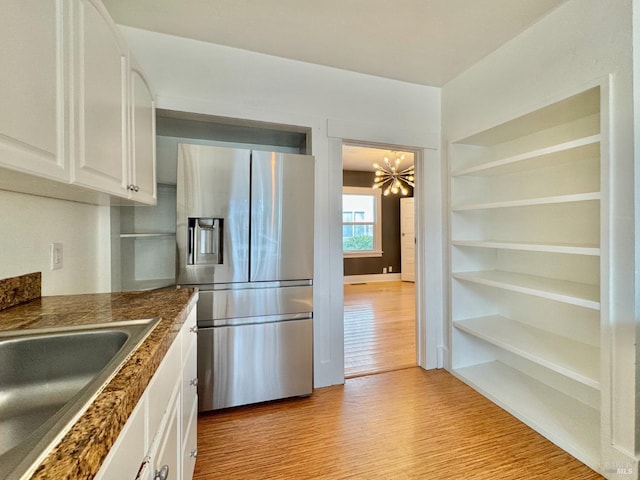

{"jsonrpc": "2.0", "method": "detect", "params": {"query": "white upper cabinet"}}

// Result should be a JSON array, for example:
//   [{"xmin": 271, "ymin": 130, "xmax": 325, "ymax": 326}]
[
  {"xmin": 0, "ymin": 0, "xmax": 68, "ymax": 181},
  {"xmin": 71, "ymin": 0, "xmax": 128, "ymax": 196},
  {"xmin": 0, "ymin": 0, "xmax": 156, "ymax": 205},
  {"xmin": 129, "ymin": 64, "xmax": 157, "ymax": 204}
]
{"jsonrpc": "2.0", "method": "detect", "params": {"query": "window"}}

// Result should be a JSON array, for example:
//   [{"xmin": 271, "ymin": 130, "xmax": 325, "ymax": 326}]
[{"xmin": 342, "ymin": 186, "xmax": 382, "ymax": 257}]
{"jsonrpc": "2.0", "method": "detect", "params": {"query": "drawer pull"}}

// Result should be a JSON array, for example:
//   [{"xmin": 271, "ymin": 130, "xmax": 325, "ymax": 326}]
[
  {"xmin": 190, "ymin": 449, "xmax": 198, "ymax": 458},
  {"xmin": 154, "ymin": 464, "xmax": 169, "ymax": 480},
  {"xmin": 190, "ymin": 378, "xmax": 198, "ymax": 387}
]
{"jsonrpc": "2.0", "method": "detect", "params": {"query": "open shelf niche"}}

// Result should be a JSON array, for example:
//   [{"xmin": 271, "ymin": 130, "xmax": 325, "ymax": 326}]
[
  {"xmin": 118, "ymin": 183, "xmax": 177, "ymax": 291},
  {"xmin": 447, "ymin": 85, "xmax": 607, "ymax": 473}
]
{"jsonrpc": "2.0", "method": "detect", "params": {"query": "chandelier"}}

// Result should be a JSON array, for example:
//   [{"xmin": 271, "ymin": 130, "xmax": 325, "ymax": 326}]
[{"xmin": 372, "ymin": 152, "xmax": 414, "ymax": 196}]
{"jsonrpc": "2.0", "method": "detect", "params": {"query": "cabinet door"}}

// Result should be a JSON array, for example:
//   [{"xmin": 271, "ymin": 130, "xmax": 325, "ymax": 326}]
[
  {"xmin": 130, "ymin": 67, "xmax": 156, "ymax": 204},
  {"xmin": 0, "ymin": 0, "xmax": 68, "ymax": 181},
  {"xmin": 150, "ymin": 389, "xmax": 181, "ymax": 480},
  {"xmin": 72, "ymin": 0, "xmax": 128, "ymax": 197},
  {"xmin": 181, "ymin": 339, "xmax": 197, "ymax": 441},
  {"xmin": 181, "ymin": 400, "xmax": 198, "ymax": 480},
  {"xmin": 180, "ymin": 310, "xmax": 198, "ymax": 480},
  {"xmin": 94, "ymin": 396, "xmax": 146, "ymax": 480}
]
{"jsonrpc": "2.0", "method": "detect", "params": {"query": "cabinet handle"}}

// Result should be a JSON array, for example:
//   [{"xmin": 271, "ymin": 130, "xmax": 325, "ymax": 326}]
[
  {"xmin": 134, "ymin": 185, "xmax": 140, "ymax": 192},
  {"xmin": 127, "ymin": 184, "xmax": 135, "ymax": 191},
  {"xmin": 154, "ymin": 464, "xmax": 169, "ymax": 480},
  {"xmin": 190, "ymin": 377, "xmax": 198, "ymax": 387},
  {"xmin": 190, "ymin": 449, "xmax": 198, "ymax": 458},
  {"xmin": 189, "ymin": 325, "xmax": 198, "ymax": 334}
]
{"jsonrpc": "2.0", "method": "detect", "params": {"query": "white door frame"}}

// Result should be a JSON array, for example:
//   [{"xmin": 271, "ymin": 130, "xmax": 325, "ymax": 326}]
[{"xmin": 335, "ymin": 138, "xmax": 443, "ymax": 373}]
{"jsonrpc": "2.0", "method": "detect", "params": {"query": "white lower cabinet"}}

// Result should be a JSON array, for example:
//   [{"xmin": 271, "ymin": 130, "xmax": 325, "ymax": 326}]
[
  {"xmin": 95, "ymin": 306, "xmax": 197, "ymax": 480},
  {"xmin": 181, "ymin": 323, "xmax": 198, "ymax": 480}
]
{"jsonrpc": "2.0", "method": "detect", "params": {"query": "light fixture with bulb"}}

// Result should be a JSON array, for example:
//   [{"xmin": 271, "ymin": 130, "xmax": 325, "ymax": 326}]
[{"xmin": 371, "ymin": 152, "xmax": 414, "ymax": 196}]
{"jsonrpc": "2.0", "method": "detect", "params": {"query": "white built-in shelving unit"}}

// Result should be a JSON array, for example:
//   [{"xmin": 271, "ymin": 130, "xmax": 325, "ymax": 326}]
[{"xmin": 448, "ymin": 85, "xmax": 607, "ymax": 473}]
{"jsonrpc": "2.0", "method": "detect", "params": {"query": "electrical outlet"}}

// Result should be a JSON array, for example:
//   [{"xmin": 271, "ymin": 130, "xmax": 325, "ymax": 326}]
[
  {"xmin": 382, "ymin": 267, "xmax": 387, "ymax": 274},
  {"xmin": 50, "ymin": 242, "xmax": 63, "ymax": 270},
  {"xmin": 389, "ymin": 266, "xmax": 393, "ymax": 273}
]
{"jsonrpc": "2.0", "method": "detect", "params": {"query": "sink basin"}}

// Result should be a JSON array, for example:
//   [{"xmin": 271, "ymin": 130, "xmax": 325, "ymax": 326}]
[{"xmin": 0, "ymin": 318, "xmax": 160, "ymax": 480}]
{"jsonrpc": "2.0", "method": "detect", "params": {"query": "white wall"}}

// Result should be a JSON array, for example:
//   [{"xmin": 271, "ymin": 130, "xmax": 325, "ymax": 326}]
[
  {"xmin": 120, "ymin": 26, "xmax": 441, "ymax": 388},
  {"xmin": 442, "ymin": 0, "xmax": 635, "ymax": 468},
  {"xmin": 0, "ymin": 190, "xmax": 111, "ymax": 295}
]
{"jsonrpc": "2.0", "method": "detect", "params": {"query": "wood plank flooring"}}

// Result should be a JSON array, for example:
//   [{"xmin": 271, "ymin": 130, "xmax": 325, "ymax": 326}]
[
  {"xmin": 194, "ymin": 367, "xmax": 603, "ymax": 479},
  {"xmin": 344, "ymin": 281, "xmax": 416, "ymax": 377}
]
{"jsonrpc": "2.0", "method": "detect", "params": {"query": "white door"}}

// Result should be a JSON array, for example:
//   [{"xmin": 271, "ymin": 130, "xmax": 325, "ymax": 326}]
[{"xmin": 400, "ymin": 197, "xmax": 415, "ymax": 282}]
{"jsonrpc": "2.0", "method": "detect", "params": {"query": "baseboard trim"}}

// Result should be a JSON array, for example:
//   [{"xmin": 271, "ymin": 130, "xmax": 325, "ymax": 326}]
[{"xmin": 344, "ymin": 273, "xmax": 402, "ymax": 284}]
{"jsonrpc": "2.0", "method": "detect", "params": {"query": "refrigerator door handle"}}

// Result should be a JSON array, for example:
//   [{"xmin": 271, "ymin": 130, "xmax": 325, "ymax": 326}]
[{"xmin": 187, "ymin": 225, "xmax": 195, "ymax": 265}]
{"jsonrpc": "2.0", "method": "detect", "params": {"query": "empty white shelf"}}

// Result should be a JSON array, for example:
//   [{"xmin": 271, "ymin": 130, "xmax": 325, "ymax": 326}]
[
  {"xmin": 452, "ymin": 135, "xmax": 600, "ymax": 177},
  {"xmin": 451, "ymin": 240, "xmax": 600, "ymax": 256},
  {"xmin": 120, "ymin": 233, "xmax": 176, "ymax": 238},
  {"xmin": 452, "ymin": 192, "xmax": 600, "ymax": 211},
  {"xmin": 454, "ymin": 315, "xmax": 599, "ymax": 388},
  {"xmin": 453, "ymin": 361, "xmax": 600, "ymax": 471},
  {"xmin": 452, "ymin": 270, "xmax": 600, "ymax": 310}
]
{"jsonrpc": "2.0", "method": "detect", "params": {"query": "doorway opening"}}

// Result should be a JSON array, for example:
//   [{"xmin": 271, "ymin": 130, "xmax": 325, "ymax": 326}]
[{"xmin": 342, "ymin": 142, "xmax": 418, "ymax": 378}]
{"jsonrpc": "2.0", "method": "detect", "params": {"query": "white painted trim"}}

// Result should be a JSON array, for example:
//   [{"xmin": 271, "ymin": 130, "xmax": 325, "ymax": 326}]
[
  {"xmin": 336, "ymin": 137, "xmax": 443, "ymax": 374},
  {"xmin": 343, "ymin": 273, "xmax": 402, "ymax": 284},
  {"xmin": 328, "ymin": 137, "xmax": 346, "ymax": 386},
  {"xmin": 416, "ymin": 146, "xmax": 444, "ymax": 370},
  {"xmin": 327, "ymin": 117, "xmax": 439, "ymax": 150}
]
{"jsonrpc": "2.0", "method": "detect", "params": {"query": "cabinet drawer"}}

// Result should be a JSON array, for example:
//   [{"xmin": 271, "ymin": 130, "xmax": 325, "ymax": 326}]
[
  {"xmin": 182, "ymin": 399, "xmax": 198, "ymax": 480},
  {"xmin": 148, "ymin": 337, "xmax": 180, "ymax": 440},
  {"xmin": 181, "ymin": 308, "xmax": 198, "ymax": 357}
]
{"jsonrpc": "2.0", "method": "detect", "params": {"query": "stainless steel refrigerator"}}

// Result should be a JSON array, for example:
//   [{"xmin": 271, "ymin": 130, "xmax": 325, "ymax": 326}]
[{"xmin": 176, "ymin": 143, "xmax": 314, "ymax": 411}]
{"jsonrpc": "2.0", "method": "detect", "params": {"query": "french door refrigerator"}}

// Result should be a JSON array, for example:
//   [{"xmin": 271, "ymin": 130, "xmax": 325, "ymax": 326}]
[{"xmin": 176, "ymin": 143, "xmax": 314, "ymax": 411}]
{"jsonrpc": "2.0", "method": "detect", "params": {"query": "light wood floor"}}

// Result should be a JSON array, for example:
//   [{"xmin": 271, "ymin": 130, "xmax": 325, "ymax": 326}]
[
  {"xmin": 344, "ymin": 281, "xmax": 416, "ymax": 377},
  {"xmin": 194, "ymin": 367, "xmax": 603, "ymax": 479}
]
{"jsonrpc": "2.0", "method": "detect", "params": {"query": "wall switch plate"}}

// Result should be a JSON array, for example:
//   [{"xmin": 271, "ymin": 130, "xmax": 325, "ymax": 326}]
[{"xmin": 50, "ymin": 242, "xmax": 63, "ymax": 270}]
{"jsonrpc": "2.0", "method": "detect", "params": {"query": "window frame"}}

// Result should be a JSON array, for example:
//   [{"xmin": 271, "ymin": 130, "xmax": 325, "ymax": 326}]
[{"xmin": 342, "ymin": 186, "xmax": 383, "ymax": 258}]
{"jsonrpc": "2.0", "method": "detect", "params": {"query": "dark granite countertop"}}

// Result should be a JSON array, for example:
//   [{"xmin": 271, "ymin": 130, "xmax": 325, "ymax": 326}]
[{"xmin": 0, "ymin": 284, "xmax": 198, "ymax": 479}]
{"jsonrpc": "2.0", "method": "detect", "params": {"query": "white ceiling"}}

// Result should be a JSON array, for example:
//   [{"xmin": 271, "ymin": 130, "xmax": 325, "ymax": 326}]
[{"xmin": 102, "ymin": 0, "xmax": 568, "ymax": 87}]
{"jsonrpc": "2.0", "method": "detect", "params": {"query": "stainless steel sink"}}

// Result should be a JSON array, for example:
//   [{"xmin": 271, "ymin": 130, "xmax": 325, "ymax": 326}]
[{"xmin": 0, "ymin": 318, "xmax": 160, "ymax": 480}]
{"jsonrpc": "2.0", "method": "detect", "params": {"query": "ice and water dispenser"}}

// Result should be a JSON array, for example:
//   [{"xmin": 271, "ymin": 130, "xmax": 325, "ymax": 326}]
[{"xmin": 187, "ymin": 218, "xmax": 223, "ymax": 265}]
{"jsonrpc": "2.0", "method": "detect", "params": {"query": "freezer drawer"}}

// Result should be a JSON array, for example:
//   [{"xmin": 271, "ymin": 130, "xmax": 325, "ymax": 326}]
[
  {"xmin": 197, "ymin": 318, "xmax": 313, "ymax": 411},
  {"xmin": 196, "ymin": 285, "xmax": 313, "ymax": 326}
]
